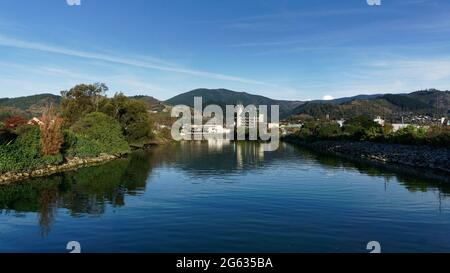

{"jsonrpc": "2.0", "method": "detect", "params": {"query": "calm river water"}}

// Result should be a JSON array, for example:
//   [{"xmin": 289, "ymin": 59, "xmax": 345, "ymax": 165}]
[{"xmin": 1, "ymin": 142, "xmax": 449, "ymax": 253}]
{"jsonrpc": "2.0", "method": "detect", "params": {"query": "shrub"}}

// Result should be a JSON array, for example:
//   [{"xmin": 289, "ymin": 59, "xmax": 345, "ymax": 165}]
[
  {"xmin": 0, "ymin": 126, "xmax": 63, "ymax": 173},
  {"xmin": 346, "ymin": 115, "xmax": 379, "ymax": 129},
  {"xmin": 68, "ymin": 112, "xmax": 130, "ymax": 157},
  {"xmin": 342, "ymin": 124, "xmax": 364, "ymax": 140},
  {"xmin": 40, "ymin": 105, "xmax": 64, "ymax": 156},
  {"xmin": 63, "ymin": 131, "xmax": 102, "ymax": 158},
  {"xmin": 424, "ymin": 126, "xmax": 450, "ymax": 147},
  {"xmin": 4, "ymin": 116, "xmax": 27, "ymax": 129},
  {"xmin": 343, "ymin": 115, "xmax": 383, "ymax": 141},
  {"xmin": 389, "ymin": 125, "xmax": 427, "ymax": 145},
  {"xmin": 317, "ymin": 123, "xmax": 341, "ymax": 139}
]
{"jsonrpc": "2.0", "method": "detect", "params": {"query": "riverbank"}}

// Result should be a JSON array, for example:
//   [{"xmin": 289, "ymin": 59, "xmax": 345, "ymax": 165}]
[
  {"xmin": 282, "ymin": 135, "xmax": 450, "ymax": 175},
  {"xmin": 0, "ymin": 154, "xmax": 121, "ymax": 185}
]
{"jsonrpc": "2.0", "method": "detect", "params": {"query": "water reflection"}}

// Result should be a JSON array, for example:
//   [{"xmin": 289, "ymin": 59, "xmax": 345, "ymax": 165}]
[
  {"xmin": 295, "ymin": 146, "xmax": 450, "ymax": 194},
  {"xmin": 0, "ymin": 152, "xmax": 152, "ymax": 234},
  {"xmin": 0, "ymin": 141, "xmax": 449, "ymax": 235}
]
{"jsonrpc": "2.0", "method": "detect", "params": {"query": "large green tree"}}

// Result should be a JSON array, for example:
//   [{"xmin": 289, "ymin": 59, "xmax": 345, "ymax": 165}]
[
  {"xmin": 101, "ymin": 93, "xmax": 153, "ymax": 145},
  {"xmin": 61, "ymin": 83, "xmax": 109, "ymax": 124}
]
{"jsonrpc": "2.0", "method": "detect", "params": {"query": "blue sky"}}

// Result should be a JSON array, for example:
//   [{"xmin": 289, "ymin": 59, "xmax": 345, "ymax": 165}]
[{"xmin": 0, "ymin": 0, "xmax": 449, "ymax": 101}]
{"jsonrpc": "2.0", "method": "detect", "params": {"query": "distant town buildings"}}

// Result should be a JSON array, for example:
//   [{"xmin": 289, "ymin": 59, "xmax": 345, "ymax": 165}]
[
  {"xmin": 280, "ymin": 123, "xmax": 303, "ymax": 135},
  {"xmin": 179, "ymin": 103, "xmax": 279, "ymax": 140}
]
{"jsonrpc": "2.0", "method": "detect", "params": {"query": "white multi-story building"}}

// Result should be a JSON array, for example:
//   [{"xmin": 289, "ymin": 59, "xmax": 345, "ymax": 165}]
[{"xmin": 236, "ymin": 104, "xmax": 266, "ymax": 129}]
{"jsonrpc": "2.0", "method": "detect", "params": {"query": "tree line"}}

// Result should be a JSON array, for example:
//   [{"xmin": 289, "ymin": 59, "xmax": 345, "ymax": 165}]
[
  {"xmin": 290, "ymin": 115, "xmax": 450, "ymax": 147},
  {"xmin": 0, "ymin": 83, "xmax": 155, "ymax": 174}
]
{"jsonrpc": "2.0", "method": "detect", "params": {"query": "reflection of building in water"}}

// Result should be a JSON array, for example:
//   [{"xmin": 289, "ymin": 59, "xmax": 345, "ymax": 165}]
[
  {"xmin": 207, "ymin": 138, "xmax": 231, "ymax": 152},
  {"xmin": 235, "ymin": 142, "xmax": 266, "ymax": 169},
  {"xmin": 259, "ymin": 142, "xmax": 279, "ymax": 152},
  {"xmin": 236, "ymin": 142, "xmax": 243, "ymax": 169}
]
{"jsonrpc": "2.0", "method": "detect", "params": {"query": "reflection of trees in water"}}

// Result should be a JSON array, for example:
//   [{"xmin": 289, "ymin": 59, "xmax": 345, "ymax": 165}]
[
  {"xmin": 37, "ymin": 187, "xmax": 59, "ymax": 236},
  {"xmin": 290, "ymin": 145, "xmax": 450, "ymax": 197},
  {"xmin": 146, "ymin": 142, "xmax": 286, "ymax": 178},
  {"xmin": 0, "ymin": 152, "xmax": 153, "ymax": 234},
  {"xmin": 140, "ymin": 142, "xmax": 450, "ymax": 198},
  {"xmin": 0, "ymin": 142, "xmax": 449, "ymax": 234}
]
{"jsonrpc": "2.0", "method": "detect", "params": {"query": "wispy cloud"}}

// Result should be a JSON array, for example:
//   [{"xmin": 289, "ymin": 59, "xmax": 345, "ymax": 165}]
[
  {"xmin": 0, "ymin": 34, "xmax": 275, "ymax": 87},
  {"xmin": 314, "ymin": 57, "xmax": 450, "ymax": 98},
  {"xmin": 228, "ymin": 3, "xmax": 450, "ymax": 55},
  {"xmin": 367, "ymin": 58, "xmax": 450, "ymax": 82},
  {"xmin": 223, "ymin": 7, "xmax": 383, "ymax": 31}
]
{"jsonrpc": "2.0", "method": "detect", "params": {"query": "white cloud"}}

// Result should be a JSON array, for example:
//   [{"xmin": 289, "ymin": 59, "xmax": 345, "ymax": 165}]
[
  {"xmin": 322, "ymin": 95, "xmax": 334, "ymax": 100},
  {"xmin": 0, "ymin": 34, "xmax": 275, "ymax": 87}
]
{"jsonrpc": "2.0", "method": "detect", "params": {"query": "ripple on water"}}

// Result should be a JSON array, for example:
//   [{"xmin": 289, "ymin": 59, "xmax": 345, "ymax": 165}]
[{"xmin": 0, "ymin": 142, "xmax": 450, "ymax": 253}]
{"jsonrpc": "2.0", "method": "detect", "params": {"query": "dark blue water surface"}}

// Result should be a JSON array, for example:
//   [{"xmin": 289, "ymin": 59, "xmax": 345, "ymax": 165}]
[{"xmin": 1, "ymin": 142, "xmax": 450, "ymax": 253}]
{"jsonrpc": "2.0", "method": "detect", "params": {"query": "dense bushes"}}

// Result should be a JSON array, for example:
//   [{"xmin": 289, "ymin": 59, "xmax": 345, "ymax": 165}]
[
  {"xmin": 66, "ymin": 112, "xmax": 130, "ymax": 158},
  {"xmin": 387, "ymin": 125, "xmax": 449, "ymax": 146},
  {"xmin": 0, "ymin": 126, "xmax": 63, "ymax": 173},
  {"xmin": 293, "ymin": 115, "xmax": 450, "ymax": 147},
  {"xmin": 0, "ymin": 83, "xmax": 159, "ymax": 175},
  {"xmin": 100, "ymin": 93, "xmax": 153, "ymax": 146},
  {"xmin": 425, "ymin": 126, "xmax": 450, "ymax": 146},
  {"xmin": 0, "ymin": 112, "xmax": 131, "ymax": 174},
  {"xmin": 61, "ymin": 86, "xmax": 154, "ymax": 146},
  {"xmin": 388, "ymin": 125, "xmax": 427, "ymax": 145}
]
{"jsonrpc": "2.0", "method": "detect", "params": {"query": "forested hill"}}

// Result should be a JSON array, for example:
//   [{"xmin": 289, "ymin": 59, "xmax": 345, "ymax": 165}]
[
  {"xmin": 0, "ymin": 93, "xmax": 166, "ymax": 120},
  {"xmin": 290, "ymin": 89, "xmax": 450, "ymax": 121},
  {"xmin": 0, "ymin": 94, "xmax": 61, "ymax": 119},
  {"xmin": 1, "ymin": 88, "xmax": 448, "ymax": 121},
  {"xmin": 165, "ymin": 88, "xmax": 304, "ymax": 118}
]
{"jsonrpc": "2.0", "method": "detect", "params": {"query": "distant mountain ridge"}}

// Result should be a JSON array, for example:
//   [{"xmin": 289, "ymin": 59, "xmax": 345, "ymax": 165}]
[
  {"xmin": 0, "ymin": 93, "xmax": 165, "ymax": 119},
  {"xmin": 290, "ymin": 89, "xmax": 450, "ymax": 121},
  {"xmin": 0, "ymin": 94, "xmax": 61, "ymax": 110},
  {"xmin": 1, "ymin": 88, "xmax": 449, "ymax": 121},
  {"xmin": 165, "ymin": 88, "xmax": 304, "ymax": 118},
  {"xmin": 0, "ymin": 94, "xmax": 61, "ymax": 119},
  {"xmin": 130, "ymin": 95, "xmax": 166, "ymax": 112}
]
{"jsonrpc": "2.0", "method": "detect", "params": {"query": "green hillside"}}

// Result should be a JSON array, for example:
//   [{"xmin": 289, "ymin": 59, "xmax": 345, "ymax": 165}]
[
  {"xmin": 165, "ymin": 88, "xmax": 303, "ymax": 118},
  {"xmin": 130, "ymin": 95, "xmax": 166, "ymax": 112},
  {"xmin": 0, "ymin": 93, "xmax": 61, "ymax": 119},
  {"xmin": 291, "ymin": 90, "xmax": 450, "ymax": 121},
  {"xmin": 1, "ymin": 88, "xmax": 448, "ymax": 122}
]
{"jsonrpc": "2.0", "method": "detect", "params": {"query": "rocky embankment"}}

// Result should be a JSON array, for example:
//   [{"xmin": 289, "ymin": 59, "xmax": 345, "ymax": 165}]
[
  {"xmin": 0, "ymin": 154, "xmax": 119, "ymax": 185},
  {"xmin": 282, "ymin": 136, "xmax": 450, "ymax": 174}
]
